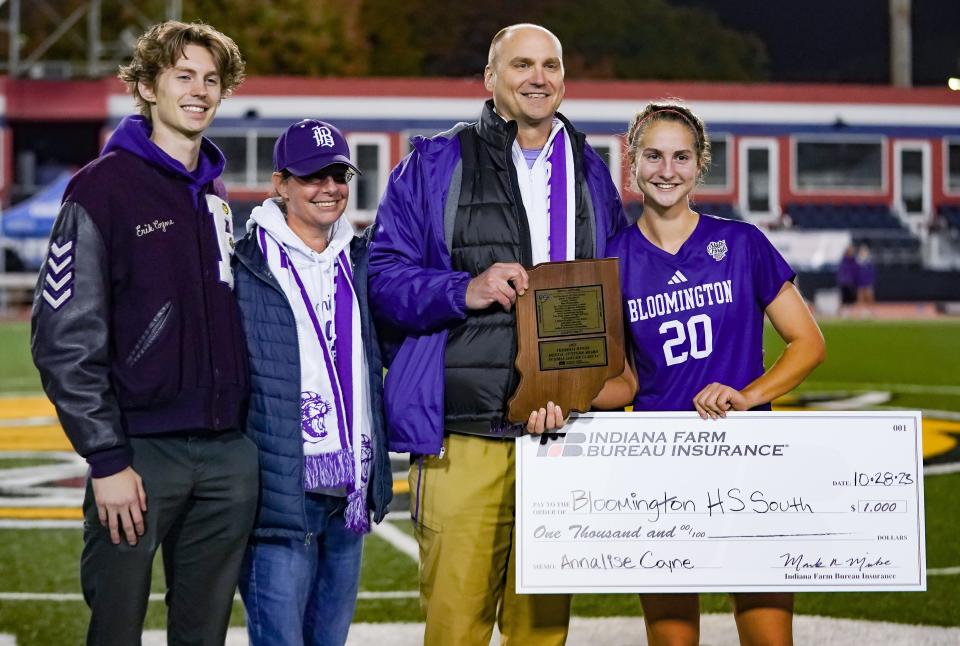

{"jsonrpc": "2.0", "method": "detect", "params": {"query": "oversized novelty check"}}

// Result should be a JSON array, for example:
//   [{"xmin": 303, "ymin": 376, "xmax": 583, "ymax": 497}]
[{"xmin": 516, "ymin": 411, "xmax": 926, "ymax": 593}]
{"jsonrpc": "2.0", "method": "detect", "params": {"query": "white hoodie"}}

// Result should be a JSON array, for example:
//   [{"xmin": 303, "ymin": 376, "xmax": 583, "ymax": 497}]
[{"xmin": 248, "ymin": 198, "xmax": 371, "ymax": 496}]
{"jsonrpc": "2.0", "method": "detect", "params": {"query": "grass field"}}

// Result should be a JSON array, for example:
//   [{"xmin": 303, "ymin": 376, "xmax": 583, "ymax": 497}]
[{"xmin": 0, "ymin": 319, "xmax": 958, "ymax": 644}]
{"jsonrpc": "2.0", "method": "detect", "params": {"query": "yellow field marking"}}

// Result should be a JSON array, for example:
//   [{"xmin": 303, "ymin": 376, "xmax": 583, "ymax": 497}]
[
  {"xmin": 0, "ymin": 396, "xmax": 955, "ymax": 465},
  {"xmin": 776, "ymin": 405, "xmax": 958, "ymax": 461},
  {"xmin": 922, "ymin": 418, "xmax": 960, "ymax": 459},
  {"xmin": 0, "ymin": 507, "xmax": 81, "ymax": 519},
  {"xmin": 0, "ymin": 396, "xmax": 54, "ymax": 419},
  {"xmin": 0, "ymin": 426, "xmax": 72, "ymax": 451}
]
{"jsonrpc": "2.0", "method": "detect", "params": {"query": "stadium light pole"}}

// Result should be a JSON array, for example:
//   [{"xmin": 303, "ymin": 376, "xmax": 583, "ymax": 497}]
[{"xmin": 890, "ymin": 0, "xmax": 912, "ymax": 87}]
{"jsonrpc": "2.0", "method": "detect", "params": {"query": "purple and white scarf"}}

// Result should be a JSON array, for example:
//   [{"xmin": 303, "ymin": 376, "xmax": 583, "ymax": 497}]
[
  {"xmin": 545, "ymin": 127, "xmax": 576, "ymax": 262},
  {"xmin": 512, "ymin": 121, "xmax": 577, "ymax": 264},
  {"xmin": 252, "ymin": 203, "xmax": 371, "ymax": 534}
]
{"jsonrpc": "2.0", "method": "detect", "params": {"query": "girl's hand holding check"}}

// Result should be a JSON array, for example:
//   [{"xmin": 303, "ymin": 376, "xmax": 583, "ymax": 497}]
[{"xmin": 526, "ymin": 401, "xmax": 566, "ymax": 434}]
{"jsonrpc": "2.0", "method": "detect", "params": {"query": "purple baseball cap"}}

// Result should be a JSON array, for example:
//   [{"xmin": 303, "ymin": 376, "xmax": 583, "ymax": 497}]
[{"xmin": 273, "ymin": 119, "xmax": 361, "ymax": 176}]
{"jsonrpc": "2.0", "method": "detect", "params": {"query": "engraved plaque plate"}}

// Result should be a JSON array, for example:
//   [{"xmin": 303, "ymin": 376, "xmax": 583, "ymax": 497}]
[
  {"xmin": 539, "ymin": 337, "xmax": 608, "ymax": 371},
  {"xmin": 535, "ymin": 285, "xmax": 605, "ymax": 338}
]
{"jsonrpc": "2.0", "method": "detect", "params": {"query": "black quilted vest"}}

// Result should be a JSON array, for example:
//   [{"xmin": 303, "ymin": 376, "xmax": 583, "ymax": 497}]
[{"xmin": 444, "ymin": 101, "xmax": 594, "ymax": 433}]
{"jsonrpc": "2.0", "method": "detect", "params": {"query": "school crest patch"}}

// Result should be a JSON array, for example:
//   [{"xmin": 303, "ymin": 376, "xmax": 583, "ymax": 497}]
[{"xmin": 707, "ymin": 239, "xmax": 728, "ymax": 262}]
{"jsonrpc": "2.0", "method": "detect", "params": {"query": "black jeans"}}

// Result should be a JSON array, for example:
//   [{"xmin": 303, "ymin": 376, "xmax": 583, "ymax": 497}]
[{"xmin": 81, "ymin": 430, "xmax": 259, "ymax": 646}]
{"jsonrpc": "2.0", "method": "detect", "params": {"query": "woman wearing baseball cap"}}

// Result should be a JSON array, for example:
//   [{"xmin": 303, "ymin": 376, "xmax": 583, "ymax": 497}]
[{"xmin": 232, "ymin": 119, "xmax": 392, "ymax": 645}]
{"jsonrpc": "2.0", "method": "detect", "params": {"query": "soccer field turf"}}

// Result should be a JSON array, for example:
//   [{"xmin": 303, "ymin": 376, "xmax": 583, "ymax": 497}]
[{"xmin": 0, "ymin": 319, "xmax": 957, "ymax": 644}]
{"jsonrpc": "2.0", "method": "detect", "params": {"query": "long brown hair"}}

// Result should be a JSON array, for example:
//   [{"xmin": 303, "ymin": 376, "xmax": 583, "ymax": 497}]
[{"xmin": 625, "ymin": 100, "xmax": 711, "ymax": 185}]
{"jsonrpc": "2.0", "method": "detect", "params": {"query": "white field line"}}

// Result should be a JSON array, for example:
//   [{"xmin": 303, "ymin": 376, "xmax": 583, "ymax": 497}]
[
  {"xmin": 1, "ymin": 566, "xmax": 958, "ymax": 603},
  {"xmin": 139, "ymin": 615, "xmax": 960, "ymax": 646},
  {"xmin": 877, "ymin": 407, "xmax": 960, "ymax": 422},
  {"xmin": 0, "ymin": 590, "xmax": 418, "ymax": 602},
  {"xmin": 925, "ymin": 462, "xmax": 960, "ymax": 475},
  {"xmin": 803, "ymin": 382, "xmax": 960, "ymax": 396},
  {"xmin": 810, "ymin": 392, "xmax": 891, "ymax": 409},
  {"xmin": 0, "ymin": 463, "xmax": 87, "ymax": 488},
  {"xmin": 0, "ymin": 520, "xmax": 81, "ymax": 528},
  {"xmin": 0, "ymin": 451, "xmax": 77, "ymax": 460},
  {"xmin": 0, "ymin": 417, "xmax": 59, "ymax": 428},
  {"xmin": 372, "ymin": 518, "xmax": 419, "ymax": 560},
  {"xmin": 0, "ymin": 494, "xmax": 84, "ymax": 507}
]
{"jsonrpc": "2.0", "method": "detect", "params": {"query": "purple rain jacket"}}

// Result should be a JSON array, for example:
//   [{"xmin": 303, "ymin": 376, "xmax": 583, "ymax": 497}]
[{"xmin": 368, "ymin": 109, "xmax": 627, "ymax": 455}]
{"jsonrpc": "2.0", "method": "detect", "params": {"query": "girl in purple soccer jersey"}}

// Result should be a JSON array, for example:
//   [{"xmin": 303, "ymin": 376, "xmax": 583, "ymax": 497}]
[{"xmin": 607, "ymin": 102, "xmax": 826, "ymax": 646}]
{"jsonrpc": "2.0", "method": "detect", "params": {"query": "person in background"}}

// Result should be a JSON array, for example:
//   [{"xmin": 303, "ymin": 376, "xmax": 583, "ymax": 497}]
[
  {"xmin": 855, "ymin": 243, "xmax": 876, "ymax": 310},
  {"xmin": 609, "ymin": 100, "xmax": 826, "ymax": 646},
  {"xmin": 233, "ymin": 119, "xmax": 392, "ymax": 646},
  {"xmin": 31, "ymin": 21, "xmax": 258, "ymax": 645},
  {"xmin": 837, "ymin": 244, "xmax": 858, "ymax": 316}
]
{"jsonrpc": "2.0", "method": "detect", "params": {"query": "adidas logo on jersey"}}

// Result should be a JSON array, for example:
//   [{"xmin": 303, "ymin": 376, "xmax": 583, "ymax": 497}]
[{"xmin": 667, "ymin": 270, "xmax": 688, "ymax": 285}]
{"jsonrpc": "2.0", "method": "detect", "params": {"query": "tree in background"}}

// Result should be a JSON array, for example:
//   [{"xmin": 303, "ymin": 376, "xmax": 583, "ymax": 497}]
[
  {"xmin": 358, "ymin": 0, "xmax": 767, "ymax": 81},
  {"xmin": 184, "ymin": 0, "xmax": 370, "ymax": 76},
  {"xmin": 544, "ymin": 0, "xmax": 768, "ymax": 81},
  {"xmin": 5, "ymin": 0, "xmax": 767, "ymax": 81}
]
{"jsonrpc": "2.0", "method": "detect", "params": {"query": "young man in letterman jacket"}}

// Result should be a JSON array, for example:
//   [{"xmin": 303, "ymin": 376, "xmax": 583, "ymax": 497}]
[{"xmin": 31, "ymin": 21, "xmax": 258, "ymax": 646}]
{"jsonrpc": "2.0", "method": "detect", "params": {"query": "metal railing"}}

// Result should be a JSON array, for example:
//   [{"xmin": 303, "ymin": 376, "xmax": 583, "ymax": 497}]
[{"xmin": 0, "ymin": 272, "xmax": 38, "ymax": 315}]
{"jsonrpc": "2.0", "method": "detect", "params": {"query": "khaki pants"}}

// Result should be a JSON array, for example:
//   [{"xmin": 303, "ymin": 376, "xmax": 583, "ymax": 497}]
[{"xmin": 409, "ymin": 433, "xmax": 570, "ymax": 646}]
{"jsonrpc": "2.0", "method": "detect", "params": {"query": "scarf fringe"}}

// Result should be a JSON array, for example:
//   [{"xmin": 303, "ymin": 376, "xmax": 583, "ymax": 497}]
[
  {"xmin": 345, "ymin": 488, "xmax": 371, "ymax": 534},
  {"xmin": 304, "ymin": 450, "xmax": 355, "ymax": 490}
]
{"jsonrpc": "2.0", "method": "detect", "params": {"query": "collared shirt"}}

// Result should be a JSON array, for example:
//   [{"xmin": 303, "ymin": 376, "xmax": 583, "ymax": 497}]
[{"xmin": 510, "ymin": 119, "xmax": 566, "ymax": 265}]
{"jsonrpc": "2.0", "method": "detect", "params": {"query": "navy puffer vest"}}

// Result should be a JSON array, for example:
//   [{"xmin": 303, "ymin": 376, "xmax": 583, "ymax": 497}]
[
  {"xmin": 233, "ymin": 226, "xmax": 392, "ymax": 539},
  {"xmin": 443, "ymin": 101, "xmax": 594, "ymax": 432}
]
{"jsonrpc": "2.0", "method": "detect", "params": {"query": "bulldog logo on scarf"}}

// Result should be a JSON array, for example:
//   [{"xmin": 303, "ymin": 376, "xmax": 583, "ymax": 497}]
[{"xmin": 300, "ymin": 391, "xmax": 333, "ymax": 441}]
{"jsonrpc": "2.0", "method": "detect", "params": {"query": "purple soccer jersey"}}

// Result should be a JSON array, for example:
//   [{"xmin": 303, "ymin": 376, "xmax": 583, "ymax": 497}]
[{"xmin": 608, "ymin": 215, "xmax": 795, "ymax": 412}]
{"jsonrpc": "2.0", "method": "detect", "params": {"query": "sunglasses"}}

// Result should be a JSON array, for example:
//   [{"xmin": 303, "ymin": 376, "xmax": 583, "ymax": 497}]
[{"xmin": 294, "ymin": 167, "xmax": 356, "ymax": 185}]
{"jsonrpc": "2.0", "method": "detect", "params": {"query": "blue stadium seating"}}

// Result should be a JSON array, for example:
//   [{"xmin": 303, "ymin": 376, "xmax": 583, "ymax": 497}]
[
  {"xmin": 783, "ymin": 203, "xmax": 920, "ymax": 266},
  {"xmin": 785, "ymin": 203, "xmax": 903, "ymax": 230},
  {"xmin": 938, "ymin": 205, "xmax": 960, "ymax": 233}
]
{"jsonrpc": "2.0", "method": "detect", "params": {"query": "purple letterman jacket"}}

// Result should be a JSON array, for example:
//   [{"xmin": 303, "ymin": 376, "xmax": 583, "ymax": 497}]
[
  {"xmin": 31, "ymin": 116, "xmax": 249, "ymax": 477},
  {"xmin": 368, "ymin": 110, "xmax": 626, "ymax": 455}
]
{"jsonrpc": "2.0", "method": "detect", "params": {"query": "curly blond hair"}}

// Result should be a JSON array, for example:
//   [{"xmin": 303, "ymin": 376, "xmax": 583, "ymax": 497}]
[{"xmin": 118, "ymin": 21, "xmax": 245, "ymax": 120}]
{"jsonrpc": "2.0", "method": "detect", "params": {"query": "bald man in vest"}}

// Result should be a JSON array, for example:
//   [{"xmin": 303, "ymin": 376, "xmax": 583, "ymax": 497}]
[{"xmin": 369, "ymin": 24, "xmax": 628, "ymax": 645}]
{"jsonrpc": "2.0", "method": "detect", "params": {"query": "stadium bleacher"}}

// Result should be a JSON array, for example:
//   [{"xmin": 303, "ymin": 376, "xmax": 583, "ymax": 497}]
[
  {"xmin": 938, "ymin": 204, "xmax": 960, "ymax": 235},
  {"xmin": 785, "ymin": 203, "xmax": 903, "ymax": 230},
  {"xmin": 784, "ymin": 203, "xmax": 921, "ymax": 267}
]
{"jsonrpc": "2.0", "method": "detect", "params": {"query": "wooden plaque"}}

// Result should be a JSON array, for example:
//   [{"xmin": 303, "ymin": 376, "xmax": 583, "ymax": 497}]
[{"xmin": 507, "ymin": 258, "xmax": 624, "ymax": 423}]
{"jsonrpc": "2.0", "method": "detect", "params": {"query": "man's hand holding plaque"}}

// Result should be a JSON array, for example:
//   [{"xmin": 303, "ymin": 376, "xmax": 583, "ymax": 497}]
[
  {"xmin": 465, "ymin": 262, "xmax": 530, "ymax": 312},
  {"xmin": 507, "ymin": 258, "xmax": 630, "ymax": 427}
]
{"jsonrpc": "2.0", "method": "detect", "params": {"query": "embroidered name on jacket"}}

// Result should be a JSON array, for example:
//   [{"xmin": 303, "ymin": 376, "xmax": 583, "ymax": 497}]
[
  {"xmin": 135, "ymin": 219, "xmax": 175, "ymax": 237},
  {"xmin": 42, "ymin": 239, "xmax": 74, "ymax": 310}
]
